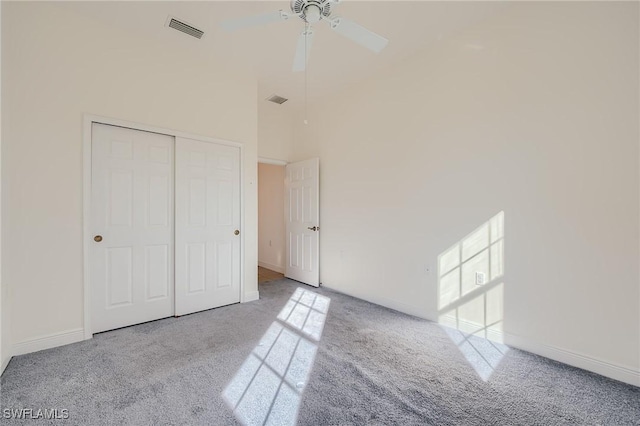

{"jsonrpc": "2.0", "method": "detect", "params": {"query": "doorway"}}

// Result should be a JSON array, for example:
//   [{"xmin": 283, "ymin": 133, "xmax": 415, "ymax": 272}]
[
  {"xmin": 257, "ymin": 157, "xmax": 321, "ymax": 287},
  {"xmin": 257, "ymin": 161, "xmax": 286, "ymax": 284}
]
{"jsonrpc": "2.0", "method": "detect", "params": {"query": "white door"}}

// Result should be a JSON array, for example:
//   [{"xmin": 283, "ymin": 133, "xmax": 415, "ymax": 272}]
[
  {"xmin": 90, "ymin": 124, "xmax": 174, "ymax": 333},
  {"xmin": 175, "ymin": 137, "xmax": 241, "ymax": 316},
  {"xmin": 285, "ymin": 158, "xmax": 320, "ymax": 286}
]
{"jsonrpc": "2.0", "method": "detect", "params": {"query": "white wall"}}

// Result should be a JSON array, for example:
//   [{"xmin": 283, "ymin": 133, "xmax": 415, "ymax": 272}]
[
  {"xmin": 258, "ymin": 163, "xmax": 286, "ymax": 273},
  {"xmin": 258, "ymin": 96, "xmax": 294, "ymax": 162},
  {"xmin": 292, "ymin": 110, "xmax": 321, "ymax": 163},
  {"xmin": 296, "ymin": 2, "xmax": 639, "ymax": 384},
  {"xmin": 2, "ymin": 3, "xmax": 258, "ymax": 349},
  {"xmin": 0, "ymin": 0, "xmax": 8, "ymax": 375}
]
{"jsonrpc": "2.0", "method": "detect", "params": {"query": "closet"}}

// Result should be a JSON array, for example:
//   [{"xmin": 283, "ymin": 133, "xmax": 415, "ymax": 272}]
[{"xmin": 89, "ymin": 123, "xmax": 241, "ymax": 333}]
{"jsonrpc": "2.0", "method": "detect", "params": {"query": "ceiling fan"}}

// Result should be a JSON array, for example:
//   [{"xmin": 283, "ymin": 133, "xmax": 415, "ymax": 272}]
[{"xmin": 220, "ymin": 0, "xmax": 389, "ymax": 72}]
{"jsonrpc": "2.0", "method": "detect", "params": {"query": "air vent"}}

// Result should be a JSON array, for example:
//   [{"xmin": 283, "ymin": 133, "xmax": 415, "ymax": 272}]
[
  {"xmin": 167, "ymin": 17, "xmax": 204, "ymax": 39},
  {"xmin": 267, "ymin": 94, "xmax": 288, "ymax": 105}
]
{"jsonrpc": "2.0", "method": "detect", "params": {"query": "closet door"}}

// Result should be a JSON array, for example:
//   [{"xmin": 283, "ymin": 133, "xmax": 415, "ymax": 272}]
[
  {"xmin": 175, "ymin": 137, "xmax": 241, "ymax": 316},
  {"xmin": 90, "ymin": 123, "xmax": 174, "ymax": 333}
]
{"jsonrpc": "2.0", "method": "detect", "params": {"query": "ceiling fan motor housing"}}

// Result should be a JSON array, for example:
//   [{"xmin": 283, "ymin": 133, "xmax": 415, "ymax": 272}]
[{"xmin": 291, "ymin": 0, "xmax": 333, "ymax": 23}]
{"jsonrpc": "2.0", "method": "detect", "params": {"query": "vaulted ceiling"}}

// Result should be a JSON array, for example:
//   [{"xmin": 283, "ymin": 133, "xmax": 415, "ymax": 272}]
[{"xmin": 54, "ymin": 1, "xmax": 507, "ymax": 109}]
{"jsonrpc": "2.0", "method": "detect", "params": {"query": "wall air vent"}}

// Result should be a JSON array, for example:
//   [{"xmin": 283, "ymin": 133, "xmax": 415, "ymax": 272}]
[
  {"xmin": 267, "ymin": 94, "xmax": 289, "ymax": 105},
  {"xmin": 166, "ymin": 17, "xmax": 204, "ymax": 39}
]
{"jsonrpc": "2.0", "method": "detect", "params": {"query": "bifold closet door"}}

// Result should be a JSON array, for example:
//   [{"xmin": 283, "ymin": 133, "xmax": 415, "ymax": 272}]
[
  {"xmin": 175, "ymin": 137, "xmax": 241, "ymax": 316},
  {"xmin": 90, "ymin": 123, "xmax": 174, "ymax": 334}
]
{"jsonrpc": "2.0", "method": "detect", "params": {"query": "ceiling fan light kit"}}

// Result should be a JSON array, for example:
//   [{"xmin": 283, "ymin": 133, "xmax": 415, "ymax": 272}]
[
  {"xmin": 304, "ymin": 5, "xmax": 322, "ymax": 24},
  {"xmin": 292, "ymin": 0, "xmax": 333, "ymax": 23},
  {"xmin": 220, "ymin": 0, "xmax": 389, "ymax": 72}
]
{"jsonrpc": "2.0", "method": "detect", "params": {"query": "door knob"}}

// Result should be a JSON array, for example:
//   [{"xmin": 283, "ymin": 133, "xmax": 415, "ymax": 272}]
[
  {"xmin": 94, "ymin": 235, "xmax": 103, "ymax": 242},
  {"xmin": 234, "ymin": 230, "xmax": 240, "ymax": 236},
  {"xmin": 307, "ymin": 226, "xmax": 319, "ymax": 231}
]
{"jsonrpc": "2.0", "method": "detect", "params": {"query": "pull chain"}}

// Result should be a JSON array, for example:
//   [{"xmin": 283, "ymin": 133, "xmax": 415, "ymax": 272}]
[{"xmin": 304, "ymin": 22, "xmax": 309, "ymax": 125}]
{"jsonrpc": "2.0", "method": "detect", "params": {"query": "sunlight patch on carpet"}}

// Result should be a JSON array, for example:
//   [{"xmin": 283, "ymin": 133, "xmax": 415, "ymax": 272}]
[{"xmin": 223, "ymin": 288, "xmax": 330, "ymax": 425}]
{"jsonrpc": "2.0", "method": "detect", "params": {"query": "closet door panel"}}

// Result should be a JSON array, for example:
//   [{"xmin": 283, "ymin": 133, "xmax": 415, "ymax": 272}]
[
  {"xmin": 175, "ymin": 137, "xmax": 241, "ymax": 315},
  {"xmin": 90, "ymin": 123, "xmax": 174, "ymax": 333}
]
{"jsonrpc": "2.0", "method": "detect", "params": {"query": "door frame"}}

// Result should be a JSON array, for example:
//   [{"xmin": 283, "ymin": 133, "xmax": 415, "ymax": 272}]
[{"xmin": 82, "ymin": 114, "xmax": 245, "ymax": 340}]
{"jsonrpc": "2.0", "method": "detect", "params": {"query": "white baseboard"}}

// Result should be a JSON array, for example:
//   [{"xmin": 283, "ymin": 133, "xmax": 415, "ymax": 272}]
[
  {"xmin": 320, "ymin": 283, "xmax": 428, "ymax": 320},
  {"xmin": 243, "ymin": 291, "xmax": 260, "ymax": 303},
  {"xmin": 258, "ymin": 261, "xmax": 284, "ymax": 274},
  {"xmin": 437, "ymin": 319, "xmax": 639, "ymax": 387},
  {"xmin": 501, "ymin": 332, "xmax": 639, "ymax": 387},
  {"xmin": 12, "ymin": 328, "xmax": 85, "ymax": 357},
  {"xmin": 3, "ymin": 294, "xmax": 637, "ymax": 387},
  {"xmin": 438, "ymin": 315, "xmax": 505, "ymax": 343},
  {"xmin": 322, "ymin": 283, "xmax": 639, "ymax": 387},
  {"xmin": 1, "ymin": 354, "xmax": 11, "ymax": 375}
]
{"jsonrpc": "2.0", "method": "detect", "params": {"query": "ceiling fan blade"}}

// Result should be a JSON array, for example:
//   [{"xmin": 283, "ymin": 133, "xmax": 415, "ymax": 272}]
[
  {"xmin": 292, "ymin": 29, "xmax": 314, "ymax": 72},
  {"xmin": 329, "ymin": 17, "xmax": 388, "ymax": 53},
  {"xmin": 221, "ymin": 10, "xmax": 290, "ymax": 32}
]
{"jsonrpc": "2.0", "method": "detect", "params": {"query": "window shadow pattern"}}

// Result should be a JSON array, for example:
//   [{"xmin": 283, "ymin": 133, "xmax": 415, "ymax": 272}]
[
  {"xmin": 223, "ymin": 288, "xmax": 330, "ymax": 425},
  {"xmin": 437, "ymin": 211, "xmax": 508, "ymax": 381}
]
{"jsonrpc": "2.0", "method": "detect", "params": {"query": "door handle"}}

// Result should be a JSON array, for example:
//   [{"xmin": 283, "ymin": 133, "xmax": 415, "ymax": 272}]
[
  {"xmin": 307, "ymin": 226, "xmax": 319, "ymax": 232},
  {"xmin": 234, "ymin": 230, "xmax": 240, "ymax": 236},
  {"xmin": 94, "ymin": 235, "xmax": 103, "ymax": 242}
]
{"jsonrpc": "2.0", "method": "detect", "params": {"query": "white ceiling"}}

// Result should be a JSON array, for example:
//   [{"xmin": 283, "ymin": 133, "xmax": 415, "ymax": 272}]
[{"xmin": 55, "ymin": 1, "xmax": 507, "ymax": 109}]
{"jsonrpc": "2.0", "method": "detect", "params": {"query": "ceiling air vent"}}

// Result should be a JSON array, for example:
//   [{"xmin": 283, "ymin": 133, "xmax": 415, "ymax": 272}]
[
  {"xmin": 267, "ymin": 94, "xmax": 288, "ymax": 105},
  {"xmin": 166, "ymin": 17, "xmax": 204, "ymax": 39}
]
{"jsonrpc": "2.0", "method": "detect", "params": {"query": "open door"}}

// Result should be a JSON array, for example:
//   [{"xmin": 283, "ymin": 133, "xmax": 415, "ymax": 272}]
[{"xmin": 285, "ymin": 158, "xmax": 320, "ymax": 287}]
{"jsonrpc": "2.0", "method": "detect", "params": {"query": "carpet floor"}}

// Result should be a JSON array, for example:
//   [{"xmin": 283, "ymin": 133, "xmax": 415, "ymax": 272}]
[{"xmin": 1, "ymin": 279, "xmax": 638, "ymax": 425}]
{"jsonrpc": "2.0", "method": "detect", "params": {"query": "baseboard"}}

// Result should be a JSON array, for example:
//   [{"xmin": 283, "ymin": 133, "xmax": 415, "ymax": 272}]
[
  {"xmin": 4, "ymin": 294, "xmax": 637, "ymax": 387},
  {"xmin": 320, "ymin": 283, "xmax": 428, "ymax": 320},
  {"xmin": 1, "ymin": 354, "xmax": 11, "ymax": 375},
  {"xmin": 322, "ymin": 283, "xmax": 639, "ymax": 387},
  {"xmin": 12, "ymin": 328, "xmax": 85, "ymax": 357},
  {"xmin": 258, "ymin": 261, "xmax": 284, "ymax": 274},
  {"xmin": 436, "ymin": 319, "xmax": 638, "ymax": 386},
  {"xmin": 501, "ymin": 332, "xmax": 639, "ymax": 387},
  {"xmin": 438, "ymin": 321, "xmax": 639, "ymax": 387},
  {"xmin": 243, "ymin": 290, "xmax": 260, "ymax": 303},
  {"xmin": 438, "ymin": 315, "xmax": 505, "ymax": 343}
]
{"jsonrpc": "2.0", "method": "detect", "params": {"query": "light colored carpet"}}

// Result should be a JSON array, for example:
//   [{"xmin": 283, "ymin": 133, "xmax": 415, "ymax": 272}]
[{"xmin": 1, "ymin": 279, "xmax": 638, "ymax": 425}]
